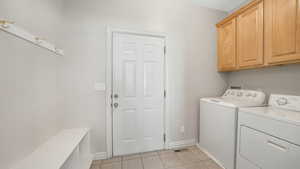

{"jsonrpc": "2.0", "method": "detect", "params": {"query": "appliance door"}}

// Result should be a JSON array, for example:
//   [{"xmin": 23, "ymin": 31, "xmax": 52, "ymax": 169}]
[
  {"xmin": 239, "ymin": 126, "xmax": 300, "ymax": 169},
  {"xmin": 200, "ymin": 99, "xmax": 237, "ymax": 169}
]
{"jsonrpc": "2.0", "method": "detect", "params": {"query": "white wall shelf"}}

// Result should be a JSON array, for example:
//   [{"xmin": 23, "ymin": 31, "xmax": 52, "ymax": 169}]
[
  {"xmin": 0, "ymin": 20, "xmax": 64, "ymax": 56},
  {"xmin": 11, "ymin": 128, "xmax": 92, "ymax": 169}
]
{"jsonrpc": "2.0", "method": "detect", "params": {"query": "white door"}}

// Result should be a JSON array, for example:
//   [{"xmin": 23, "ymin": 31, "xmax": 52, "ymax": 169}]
[{"xmin": 112, "ymin": 32, "xmax": 165, "ymax": 156}]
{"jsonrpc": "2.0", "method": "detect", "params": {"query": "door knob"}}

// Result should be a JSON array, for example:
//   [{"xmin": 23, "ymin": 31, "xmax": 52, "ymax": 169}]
[
  {"xmin": 113, "ymin": 103, "xmax": 119, "ymax": 108},
  {"xmin": 114, "ymin": 94, "xmax": 119, "ymax": 98}
]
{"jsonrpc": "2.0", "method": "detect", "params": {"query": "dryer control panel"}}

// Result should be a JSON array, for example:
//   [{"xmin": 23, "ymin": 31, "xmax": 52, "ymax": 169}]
[{"xmin": 269, "ymin": 94, "xmax": 300, "ymax": 112}]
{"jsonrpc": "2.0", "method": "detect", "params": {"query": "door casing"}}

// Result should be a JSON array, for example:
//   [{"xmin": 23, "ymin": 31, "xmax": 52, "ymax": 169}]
[{"xmin": 105, "ymin": 27, "xmax": 169, "ymax": 158}]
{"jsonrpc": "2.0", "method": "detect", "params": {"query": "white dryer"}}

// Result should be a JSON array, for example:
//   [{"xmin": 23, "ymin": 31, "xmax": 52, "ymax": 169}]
[
  {"xmin": 237, "ymin": 94, "xmax": 300, "ymax": 169},
  {"xmin": 199, "ymin": 89, "xmax": 266, "ymax": 169}
]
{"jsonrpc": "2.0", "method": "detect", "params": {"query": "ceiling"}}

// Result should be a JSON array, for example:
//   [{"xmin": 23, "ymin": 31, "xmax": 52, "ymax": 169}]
[{"xmin": 193, "ymin": 0, "xmax": 250, "ymax": 12}]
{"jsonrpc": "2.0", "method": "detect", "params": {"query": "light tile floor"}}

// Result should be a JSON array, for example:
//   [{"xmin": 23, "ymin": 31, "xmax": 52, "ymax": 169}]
[{"xmin": 90, "ymin": 146, "xmax": 222, "ymax": 169}]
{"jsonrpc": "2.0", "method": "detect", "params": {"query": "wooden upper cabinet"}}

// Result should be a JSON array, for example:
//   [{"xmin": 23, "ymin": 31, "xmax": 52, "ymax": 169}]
[
  {"xmin": 217, "ymin": 19, "xmax": 237, "ymax": 71},
  {"xmin": 216, "ymin": 0, "xmax": 300, "ymax": 72},
  {"xmin": 237, "ymin": 1, "xmax": 264, "ymax": 68},
  {"xmin": 265, "ymin": 0, "xmax": 300, "ymax": 64}
]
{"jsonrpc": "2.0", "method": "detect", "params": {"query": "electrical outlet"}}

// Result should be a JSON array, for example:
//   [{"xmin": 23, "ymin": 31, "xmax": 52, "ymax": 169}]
[
  {"xmin": 180, "ymin": 126, "xmax": 185, "ymax": 133},
  {"xmin": 94, "ymin": 82, "xmax": 106, "ymax": 91}
]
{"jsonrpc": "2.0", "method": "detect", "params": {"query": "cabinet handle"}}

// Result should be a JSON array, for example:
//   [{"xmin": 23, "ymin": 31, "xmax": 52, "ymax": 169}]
[{"xmin": 267, "ymin": 140, "xmax": 288, "ymax": 152}]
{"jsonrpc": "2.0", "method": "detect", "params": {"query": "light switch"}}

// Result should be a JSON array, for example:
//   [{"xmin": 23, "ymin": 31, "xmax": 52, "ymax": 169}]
[{"xmin": 94, "ymin": 82, "xmax": 106, "ymax": 91}]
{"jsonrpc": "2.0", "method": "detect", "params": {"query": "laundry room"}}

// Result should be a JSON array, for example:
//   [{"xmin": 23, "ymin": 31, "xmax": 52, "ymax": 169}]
[{"xmin": 1, "ymin": 0, "xmax": 300, "ymax": 169}]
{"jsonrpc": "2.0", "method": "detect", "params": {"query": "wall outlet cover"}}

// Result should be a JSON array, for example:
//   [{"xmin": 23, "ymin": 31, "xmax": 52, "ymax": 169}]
[
  {"xmin": 180, "ymin": 126, "xmax": 185, "ymax": 133},
  {"xmin": 94, "ymin": 82, "xmax": 106, "ymax": 91}
]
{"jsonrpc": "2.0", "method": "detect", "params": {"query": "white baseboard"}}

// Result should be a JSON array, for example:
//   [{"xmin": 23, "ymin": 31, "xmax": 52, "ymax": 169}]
[
  {"xmin": 196, "ymin": 144, "xmax": 226, "ymax": 169},
  {"xmin": 167, "ymin": 139, "xmax": 196, "ymax": 149},
  {"xmin": 93, "ymin": 152, "xmax": 107, "ymax": 160}
]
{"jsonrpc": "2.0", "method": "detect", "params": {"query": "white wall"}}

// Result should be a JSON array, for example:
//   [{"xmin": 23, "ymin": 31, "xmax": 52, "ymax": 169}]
[
  {"xmin": 59, "ymin": 0, "xmax": 228, "ymax": 154},
  {"xmin": 0, "ymin": 0, "xmax": 228, "ymax": 164},
  {"xmin": 193, "ymin": 0, "xmax": 250, "ymax": 12},
  {"xmin": 227, "ymin": 0, "xmax": 252, "ymax": 14},
  {"xmin": 0, "ymin": 0, "xmax": 63, "ymax": 168},
  {"xmin": 228, "ymin": 64, "xmax": 300, "ymax": 95}
]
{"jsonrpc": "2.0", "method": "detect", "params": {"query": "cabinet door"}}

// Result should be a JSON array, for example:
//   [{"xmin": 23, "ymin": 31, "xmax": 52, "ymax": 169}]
[
  {"xmin": 265, "ymin": 0, "xmax": 300, "ymax": 64},
  {"xmin": 218, "ymin": 19, "xmax": 237, "ymax": 71},
  {"xmin": 237, "ymin": 1, "xmax": 264, "ymax": 68}
]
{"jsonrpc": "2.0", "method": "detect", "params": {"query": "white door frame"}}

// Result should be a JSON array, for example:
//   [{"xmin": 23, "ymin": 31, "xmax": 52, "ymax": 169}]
[{"xmin": 106, "ymin": 27, "xmax": 170, "ymax": 158}]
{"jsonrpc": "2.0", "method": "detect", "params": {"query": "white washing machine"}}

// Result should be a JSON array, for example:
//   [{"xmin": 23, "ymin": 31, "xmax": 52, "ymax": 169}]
[
  {"xmin": 199, "ymin": 89, "xmax": 266, "ymax": 169},
  {"xmin": 237, "ymin": 94, "xmax": 300, "ymax": 169}
]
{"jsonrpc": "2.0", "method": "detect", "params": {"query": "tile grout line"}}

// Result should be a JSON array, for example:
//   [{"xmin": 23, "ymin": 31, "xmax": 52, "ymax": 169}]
[
  {"xmin": 157, "ymin": 151, "xmax": 165, "ymax": 169},
  {"xmin": 121, "ymin": 156, "xmax": 123, "ymax": 169},
  {"xmin": 157, "ymin": 150, "xmax": 179, "ymax": 169},
  {"xmin": 155, "ymin": 153, "xmax": 165, "ymax": 169},
  {"xmin": 141, "ymin": 156, "xmax": 145, "ymax": 169}
]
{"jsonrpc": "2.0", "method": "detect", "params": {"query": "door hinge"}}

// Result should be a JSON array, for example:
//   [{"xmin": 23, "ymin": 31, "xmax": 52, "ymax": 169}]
[
  {"xmin": 164, "ymin": 90, "xmax": 167, "ymax": 98},
  {"xmin": 164, "ymin": 46, "xmax": 166, "ymax": 55},
  {"xmin": 163, "ymin": 133, "xmax": 166, "ymax": 143}
]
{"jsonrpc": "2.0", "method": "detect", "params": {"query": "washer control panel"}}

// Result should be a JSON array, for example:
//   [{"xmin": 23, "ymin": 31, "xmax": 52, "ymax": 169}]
[
  {"xmin": 222, "ymin": 89, "xmax": 266, "ymax": 104},
  {"xmin": 269, "ymin": 94, "xmax": 300, "ymax": 112}
]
